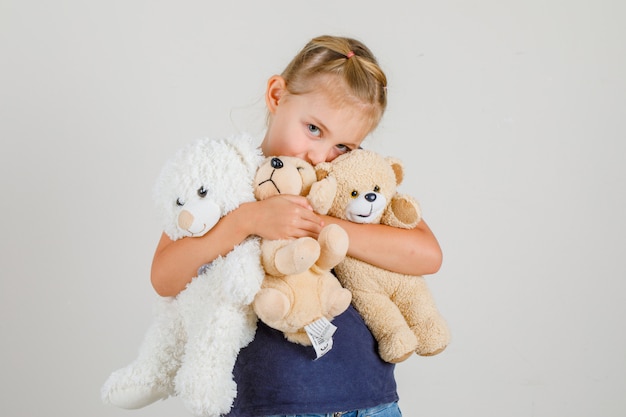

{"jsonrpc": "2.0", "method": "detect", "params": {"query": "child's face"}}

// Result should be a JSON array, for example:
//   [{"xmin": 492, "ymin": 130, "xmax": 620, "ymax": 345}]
[{"xmin": 261, "ymin": 77, "xmax": 372, "ymax": 165}]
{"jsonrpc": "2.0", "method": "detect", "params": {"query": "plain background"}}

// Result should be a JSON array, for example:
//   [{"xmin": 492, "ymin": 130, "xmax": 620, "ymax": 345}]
[{"xmin": 1, "ymin": 1, "xmax": 625, "ymax": 416}]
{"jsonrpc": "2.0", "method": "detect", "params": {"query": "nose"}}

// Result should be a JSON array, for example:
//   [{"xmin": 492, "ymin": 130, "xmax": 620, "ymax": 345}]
[
  {"xmin": 365, "ymin": 193, "xmax": 377, "ymax": 202},
  {"xmin": 306, "ymin": 148, "xmax": 329, "ymax": 165}
]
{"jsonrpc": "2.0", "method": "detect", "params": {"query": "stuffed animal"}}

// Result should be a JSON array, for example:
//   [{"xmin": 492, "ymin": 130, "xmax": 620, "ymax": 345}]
[
  {"xmin": 308, "ymin": 149, "xmax": 450, "ymax": 363},
  {"xmin": 101, "ymin": 134, "xmax": 265, "ymax": 417},
  {"xmin": 252, "ymin": 156, "xmax": 352, "ymax": 346}
]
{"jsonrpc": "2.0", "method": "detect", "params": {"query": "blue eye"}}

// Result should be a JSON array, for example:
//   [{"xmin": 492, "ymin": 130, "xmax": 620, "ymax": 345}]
[
  {"xmin": 308, "ymin": 124, "xmax": 321, "ymax": 137},
  {"xmin": 336, "ymin": 144, "xmax": 351, "ymax": 153}
]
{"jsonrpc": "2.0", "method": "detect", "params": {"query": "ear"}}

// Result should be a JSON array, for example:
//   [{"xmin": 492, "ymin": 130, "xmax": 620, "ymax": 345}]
[
  {"xmin": 265, "ymin": 75, "xmax": 287, "ymax": 114},
  {"xmin": 386, "ymin": 156, "xmax": 404, "ymax": 186}
]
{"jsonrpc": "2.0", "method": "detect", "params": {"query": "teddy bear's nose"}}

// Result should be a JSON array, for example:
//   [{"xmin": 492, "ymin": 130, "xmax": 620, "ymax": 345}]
[
  {"xmin": 178, "ymin": 210, "xmax": 194, "ymax": 230},
  {"xmin": 365, "ymin": 193, "xmax": 377, "ymax": 202},
  {"xmin": 271, "ymin": 158, "xmax": 284, "ymax": 169}
]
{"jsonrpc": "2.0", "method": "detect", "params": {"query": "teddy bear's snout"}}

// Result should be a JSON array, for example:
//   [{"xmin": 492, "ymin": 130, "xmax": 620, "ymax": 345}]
[{"xmin": 365, "ymin": 193, "xmax": 377, "ymax": 202}]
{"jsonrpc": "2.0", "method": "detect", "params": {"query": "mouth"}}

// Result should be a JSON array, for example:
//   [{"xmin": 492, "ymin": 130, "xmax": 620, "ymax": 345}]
[
  {"xmin": 257, "ymin": 170, "xmax": 281, "ymax": 194},
  {"xmin": 357, "ymin": 205, "xmax": 373, "ymax": 218},
  {"xmin": 258, "ymin": 179, "xmax": 280, "ymax": 193},
  {"xmin": 187, "ymin": 224, "xmax": 207, "ymax": 236}
]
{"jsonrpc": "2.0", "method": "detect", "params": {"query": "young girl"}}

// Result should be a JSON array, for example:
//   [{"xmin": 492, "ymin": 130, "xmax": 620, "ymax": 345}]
[{"xmin": 151, "ymin": 35, "xmax": 442, "ymax": 417}]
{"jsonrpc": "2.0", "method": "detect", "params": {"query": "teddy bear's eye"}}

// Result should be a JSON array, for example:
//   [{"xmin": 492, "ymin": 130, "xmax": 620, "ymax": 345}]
[
  {"xmin": 351, "ymin": 190, "xmax": 359, "ymax": 198},
  {"xmin": 176, "ymin": 198, "xmax": 185, "ymax": 206},
  {"xmin": 197, "ymin": 186, "xmax": 208, "ymax": 198},
  {"xmin": 374, "ymin": 185, "xmax": 380, "ymax": 192}
]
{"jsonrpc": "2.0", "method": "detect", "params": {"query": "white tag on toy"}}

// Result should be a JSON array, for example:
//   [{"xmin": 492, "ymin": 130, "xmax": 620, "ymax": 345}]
[{"xmin": 304, "ymin": 317, "xmax": 337, "ymax": 359}]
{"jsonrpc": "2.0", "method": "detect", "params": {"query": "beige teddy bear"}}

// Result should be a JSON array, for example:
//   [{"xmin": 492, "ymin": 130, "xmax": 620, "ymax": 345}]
[
  {"xmin": 308, "ymin": 149, "xmax": 450, "ymax": 363},
  {"xmin": 252, "ymin": 156, "xmax": 352, "ymax": 346}
]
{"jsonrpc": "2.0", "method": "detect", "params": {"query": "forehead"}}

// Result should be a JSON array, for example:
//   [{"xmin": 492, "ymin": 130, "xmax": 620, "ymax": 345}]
[
  {"xmin": 298, "ymin": 88, "xmax": 374, "ymax": 144},
  {"xmin": 298, "ymin": 73, "xmax": 378, "ymax": 120}
]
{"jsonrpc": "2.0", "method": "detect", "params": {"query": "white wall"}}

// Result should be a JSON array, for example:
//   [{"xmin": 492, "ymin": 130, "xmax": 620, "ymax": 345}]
[{"xmin": 1, "ymin": 1, "xmax": 624, "ymax": 416}]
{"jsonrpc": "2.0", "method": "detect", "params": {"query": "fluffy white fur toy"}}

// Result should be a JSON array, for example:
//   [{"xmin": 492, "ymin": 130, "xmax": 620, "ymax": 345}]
[{"xmin": 101, "ymin": 134, "xmax": 265, "ymax": 416}]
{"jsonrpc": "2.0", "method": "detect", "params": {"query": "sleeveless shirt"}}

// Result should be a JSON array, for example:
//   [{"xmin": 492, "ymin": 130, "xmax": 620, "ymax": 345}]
[{"xmin": 225, "ymin": 305, "xmax": 398, "ymax": 417}]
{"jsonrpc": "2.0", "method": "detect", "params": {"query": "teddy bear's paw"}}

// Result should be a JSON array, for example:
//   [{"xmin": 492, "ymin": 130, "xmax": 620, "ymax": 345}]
[
  {"xmin": 102, "ymin": 380, "xmax": 171, "ymax": 409},
  {"xmin": 253, "ymin": 288, "xmax": 291, "ymax": 326},
  {"xmin": 179, "ymin": 376, "xmax": 237, "ymax": 417},
  {"xmin": 275, "ymin": 237, "xmax": 320, "ymax": 275},
  {"xmin": 412, "ymin": 319, "xmax": 451, "ymax": 356},
  {"xmin": 377, "ymin": 328, "xmax": 418, "ymax": 363}
]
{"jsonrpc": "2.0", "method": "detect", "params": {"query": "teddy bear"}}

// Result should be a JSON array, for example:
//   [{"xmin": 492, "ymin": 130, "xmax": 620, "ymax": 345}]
[
  {"xmin": 308, "ymin": 149, "xmax": 451, "ymax": 363},
  {"xmin": 101, "ymin": 134, "xmax": 265, "ymax": 417},
  {"xmin": 251, "ymin": 155, "xmax": 352, "ymax": 347}
]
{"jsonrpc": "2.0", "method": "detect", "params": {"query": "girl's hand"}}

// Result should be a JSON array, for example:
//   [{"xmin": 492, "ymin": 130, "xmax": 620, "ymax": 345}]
[{"xmin": 246, "ymin": 195, "xmax": 324, "ymax": 240}]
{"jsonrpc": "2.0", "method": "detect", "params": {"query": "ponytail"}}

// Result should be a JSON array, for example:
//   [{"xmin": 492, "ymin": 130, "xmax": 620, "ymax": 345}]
[{"xmin": 280, "ymin": 35, "xmax": 388, "ymax": 128}]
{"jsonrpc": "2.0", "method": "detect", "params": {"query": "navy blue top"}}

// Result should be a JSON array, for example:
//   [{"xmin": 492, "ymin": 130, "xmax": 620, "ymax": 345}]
[{"xmin": 225, "ymin": 305, "xmax": 398, "ymax": 417}]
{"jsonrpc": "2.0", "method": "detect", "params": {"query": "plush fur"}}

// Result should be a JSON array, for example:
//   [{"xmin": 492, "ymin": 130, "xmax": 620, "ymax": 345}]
[
  {"xmin": 251, "ymin": 156, "xmax": 352, "ymax": 345},
  {"xmin": 101, "ymin": 134, "xmax": 265, "ymax": 416},
  {"xmin": 309, "ymin": 149, "xmax": 450, "ymax": 363}
]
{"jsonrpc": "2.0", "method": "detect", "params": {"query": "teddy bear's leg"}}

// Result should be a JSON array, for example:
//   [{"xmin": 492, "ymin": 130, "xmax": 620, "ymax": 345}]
[
  {"xmin": 273, "ymin": 237, "xmax": 321, "ymax": 275},
  {"xmin": 261, "ymin": 238, "xmax": 320, "ymax": 276},
  {"xmin": 351, "ymin": 290, "xmax": 418, "ymax": 363},
  {"xmin": 101, "ymin": 297, "xmax": 186, "ymax": 409},
  {"xmin": 174, "ymin": 242, "xmax": 263, "ymax": 416},
  {"xmin": 176, "ymin": 303, "xmax": 256, "ymax": 417},
  {"xmin": 253, "ymin": 284, "xmax": 291, "ymax": 326},
  {"xmin": 325, "ymin": 285, "xmax": 352, "ymax": 319},
  {"xmin": 319, "ymin": 275, "xmax": 352, "ymax": 319},
  {"xmin": 284, "ymin": 329, "xmax": 314, "ymax": 345},
  {"xmin": 397, "ymin": 276, "xmax": 450, "ymax": 356},
  {"xmin": 315, "ymin": 224, "xmax": 349, "ymax": 270}
]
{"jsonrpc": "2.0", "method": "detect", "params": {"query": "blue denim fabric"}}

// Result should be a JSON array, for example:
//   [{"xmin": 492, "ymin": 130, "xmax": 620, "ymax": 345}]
[{"xmin": 266, "ymin": 401, "xmax": 402, "ymax": 417}]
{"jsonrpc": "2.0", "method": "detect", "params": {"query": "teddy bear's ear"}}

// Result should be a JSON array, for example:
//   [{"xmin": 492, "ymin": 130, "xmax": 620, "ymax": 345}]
[
  {"xmin": 385, "ymin": 157, "xmax": 404, "ymax": 186},
  {"xmin": 315, "ymin": 162, "xmax": 332, "ymax": 181}
]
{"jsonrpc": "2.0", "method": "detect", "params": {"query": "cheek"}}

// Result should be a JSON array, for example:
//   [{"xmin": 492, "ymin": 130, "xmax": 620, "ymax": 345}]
[
  {"xmin": 282, "ymin": 134, "xmax": 310, "ymax": 155},
  {"xmin": 268, "ymin": 137, "xmax": 305, "ymax": 158},
  {"xmin": 324, "ymin": 148, "xmax": 344, "ymax": 162}
]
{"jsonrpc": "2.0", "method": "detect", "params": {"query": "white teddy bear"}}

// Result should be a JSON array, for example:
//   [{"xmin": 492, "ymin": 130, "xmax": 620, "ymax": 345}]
[{"xmin": 101, "ymin": 134, "xmax": 265, "ymax": 416}]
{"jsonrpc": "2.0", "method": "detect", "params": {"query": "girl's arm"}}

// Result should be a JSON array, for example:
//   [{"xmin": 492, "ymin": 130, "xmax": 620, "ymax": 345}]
[
  {"xmin": 151, "ymin": 195, "xmax": 323, "ymax": 296},
  {"xmin": 320, "ymin": 215, "xmax": 442, "ymax": 276}
]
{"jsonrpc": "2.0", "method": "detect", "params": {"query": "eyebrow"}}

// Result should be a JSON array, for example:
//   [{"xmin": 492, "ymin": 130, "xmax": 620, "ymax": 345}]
[
  {"xmin": 310, "ymin": 116, "xmax": 330, "ymax": 136},
  {"xmin": 310, "ymin": 116, "xmax": 360, "ymax": 149}
]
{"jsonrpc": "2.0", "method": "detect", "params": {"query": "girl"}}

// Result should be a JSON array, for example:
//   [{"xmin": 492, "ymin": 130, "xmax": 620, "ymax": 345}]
[{"xmin": 151, "ymin": 35, "xmax": 442, "ymax": 417}]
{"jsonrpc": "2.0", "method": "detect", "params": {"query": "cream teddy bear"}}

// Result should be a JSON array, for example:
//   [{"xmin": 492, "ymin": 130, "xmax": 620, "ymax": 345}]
[
  {"xmin": 101, "ymin": 135, "xmax": 265, "ymax": 417},
  {"xmin": 308, "ymin": 149, "xmax": 450, "ymax": 363},
  {"xmin": 252, "ymin": 156, "xmax": 352, "ymax": 346}
]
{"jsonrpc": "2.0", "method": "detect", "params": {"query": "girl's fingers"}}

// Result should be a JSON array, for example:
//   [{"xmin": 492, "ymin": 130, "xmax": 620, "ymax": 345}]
[
  {"xmin": 257, "ymin": 195, "xmax": 323, "ymax": 240},
  {"xmin": 280, "ymin": 194, "xmax": 313, "ymax": 211}
]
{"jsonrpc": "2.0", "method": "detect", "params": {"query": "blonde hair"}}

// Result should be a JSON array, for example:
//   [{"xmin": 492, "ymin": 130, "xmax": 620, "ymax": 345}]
[{"xmin": 281, "ymin": 35, "xmax": 388, "ymax": 131}]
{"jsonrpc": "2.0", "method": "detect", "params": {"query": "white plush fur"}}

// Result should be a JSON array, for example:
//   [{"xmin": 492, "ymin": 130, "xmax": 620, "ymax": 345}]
[{"xmin": 101, "ymin": 134, "xmax": 265, "ymax": 416}]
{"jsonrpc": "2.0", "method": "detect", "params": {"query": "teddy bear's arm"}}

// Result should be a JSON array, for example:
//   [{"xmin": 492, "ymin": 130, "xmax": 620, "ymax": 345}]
[
  {"xmin": 307, "ymin": 176, "xmax": 337, "ymax": 215},
  {"xmin": 380, "ymin": 193, "xmax": 422, "ymax": 229}
]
